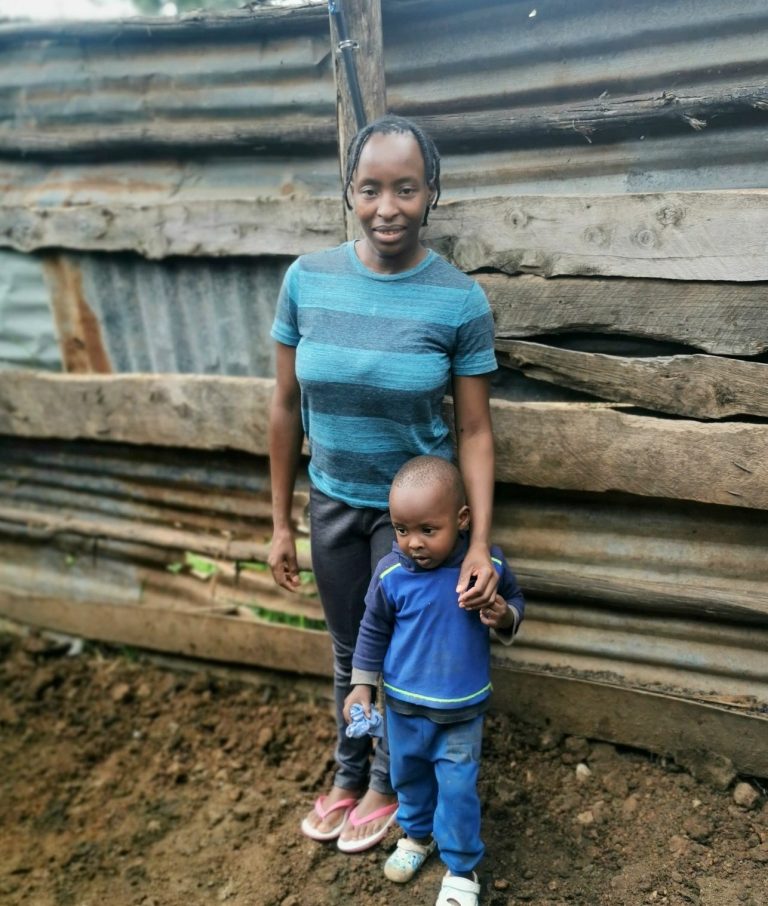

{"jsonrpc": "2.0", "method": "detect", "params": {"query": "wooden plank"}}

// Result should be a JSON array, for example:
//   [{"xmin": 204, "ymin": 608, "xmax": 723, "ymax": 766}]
[
  {"xmin": 0, "ymin": 372, "xmax": 274, "ymax": 454},
  {"xmin": 425, "ymin": 191, "xmax": 768, "ymax": 281},
  {"xmin": 0, "ymin": 593, "xmax": 333, "ymax": 677},
  {"xmin": 483, "ymin": 400, "xmax": 768, "ymax": 510},
  {"xmin": 4, "ymin": 189, "xmax": 768, "ymax": 276},
  {"xmin": 329, "ymin": 0, "xmax": 387, "ymax": 240},
  {"xmin": 416, "ymin": 82, "xmax": 768, "ymax": 146},
  {"xmin": 42, "ymin": 255, "xmax": 113, "ymax": 374},
  {"xmin": 491, "ymin": 665, "xmax": 768, "ymax": 779},
  {"xmin": 481, "ymin": 272, "xmax": 768, "ymax": 357},
  {"xmin": 4, "ymin": 372, "xmax": 768, "ymax": 509},
  {"xmin": 497, "ymin": 340, "xmax": 768, "ymax": 420},
  {"xmin": 0, "ymin": 197, "xmax": 345, "ymax": 259}
]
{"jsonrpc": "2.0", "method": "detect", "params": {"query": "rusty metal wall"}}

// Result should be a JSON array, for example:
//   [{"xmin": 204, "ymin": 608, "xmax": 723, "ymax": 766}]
[{"xmin": 68, "ymin": 253, "xmax": 291, "ymax": 375}]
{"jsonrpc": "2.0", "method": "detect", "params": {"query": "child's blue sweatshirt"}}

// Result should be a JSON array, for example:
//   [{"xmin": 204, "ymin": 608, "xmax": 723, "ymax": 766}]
[{"xmin": 351, "ymin": 534, "xmax": 525, "ymax": 712}]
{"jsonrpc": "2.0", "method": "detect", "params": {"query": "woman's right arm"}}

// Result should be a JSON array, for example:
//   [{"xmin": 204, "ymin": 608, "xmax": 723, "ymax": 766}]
[{"xmin": 267, "ymin": 342, "xmax": 304, "ymax": 591}]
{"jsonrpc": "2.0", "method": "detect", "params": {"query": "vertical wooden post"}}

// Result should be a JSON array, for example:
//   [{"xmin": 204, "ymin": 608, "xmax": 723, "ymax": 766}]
[{"xmin": 328, "ymin": 0, "xmax": 387, "ymax": 240}]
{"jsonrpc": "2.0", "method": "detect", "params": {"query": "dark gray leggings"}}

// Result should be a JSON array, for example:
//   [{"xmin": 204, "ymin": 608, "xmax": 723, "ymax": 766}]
[{"xmin": 309, "ymin": 485, "xmax": 395, "ymax": 795}]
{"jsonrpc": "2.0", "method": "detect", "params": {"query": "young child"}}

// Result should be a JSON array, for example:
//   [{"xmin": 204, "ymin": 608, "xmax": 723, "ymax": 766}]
[{"xmin": 343, "ymin": 455, "xmax": 525, "ymax": 906}]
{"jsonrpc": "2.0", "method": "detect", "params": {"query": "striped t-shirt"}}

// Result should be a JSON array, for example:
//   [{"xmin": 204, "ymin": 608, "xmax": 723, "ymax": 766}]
[{"xmin": 270, "ymin": 241, "xmax": 496, "ymax": 509}]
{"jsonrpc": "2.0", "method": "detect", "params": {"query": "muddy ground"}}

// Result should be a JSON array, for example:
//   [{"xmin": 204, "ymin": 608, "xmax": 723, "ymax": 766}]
[{"xmin": 1, "ymin": 630, "xmax": 766, "ymax": 906}]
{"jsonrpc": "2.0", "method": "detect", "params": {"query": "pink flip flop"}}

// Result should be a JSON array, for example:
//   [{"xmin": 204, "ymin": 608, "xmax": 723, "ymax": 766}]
[
  {"xmin": 300, "ymin": 795, "xmax": 359, "ymax": 842},
  {"xmin": 336, "ymin": 801, "xmax": 398, "ymax": 853}
]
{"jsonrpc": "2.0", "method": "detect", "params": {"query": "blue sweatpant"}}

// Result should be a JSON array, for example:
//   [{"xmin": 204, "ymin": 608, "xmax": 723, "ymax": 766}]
[{"xmin": 386, "ymin": 707, "xmax": 485, "ymax": 875}]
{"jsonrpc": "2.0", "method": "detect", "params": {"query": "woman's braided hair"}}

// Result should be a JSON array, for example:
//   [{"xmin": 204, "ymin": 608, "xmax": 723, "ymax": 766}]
[{"xmin": 343, "ymin": 114, "xmax": 442, "ymax": 225}]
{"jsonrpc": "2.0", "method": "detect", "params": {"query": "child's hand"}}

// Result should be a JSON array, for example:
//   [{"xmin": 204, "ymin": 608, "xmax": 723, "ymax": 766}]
[
  {"xmin": 479, "ymin": 594, "xmax": 515, "ymax": 630},
  {"xmin": 343, "ymin": 685, "xmax": 373, "ymax": 724}
]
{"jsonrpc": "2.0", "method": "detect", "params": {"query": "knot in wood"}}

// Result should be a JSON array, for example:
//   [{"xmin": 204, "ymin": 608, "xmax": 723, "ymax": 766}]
[
  {"xmin": 656, "ymin": 204, "xmax": 685, "ymax": 227},
  {"xmin": 583, "ymin": 225, "xmax": 611, "ymax": 247},
  {"xmin": 632, "ymin": 227, "xmax": 658, "ymax": 249},
  {"xmin": 505, "ymin": 208, "xmax": 530, "ymax": 229}
]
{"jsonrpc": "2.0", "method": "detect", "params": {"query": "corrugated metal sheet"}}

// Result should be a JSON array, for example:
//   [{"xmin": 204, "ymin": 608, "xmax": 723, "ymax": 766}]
[
  {"xmin": 2, "ymin": 0, "xmax": 768, "ymax": 194},
  {"xmin": 0, "ymin": 438, "xmax": 765, "ymax": 713},
  {"xmin": 66, "ymin": 252, "xmax": 291, "ymax": 375},
  {"xmin": 0, "ymin": 249, "xmax": 60, "ymax": 370}
]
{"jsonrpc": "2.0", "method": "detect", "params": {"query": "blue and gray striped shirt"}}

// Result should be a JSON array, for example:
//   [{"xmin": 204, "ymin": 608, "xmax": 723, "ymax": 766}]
[{"xmin": 270, "ymin": 241, "xmax": 496, "ymax": 509}]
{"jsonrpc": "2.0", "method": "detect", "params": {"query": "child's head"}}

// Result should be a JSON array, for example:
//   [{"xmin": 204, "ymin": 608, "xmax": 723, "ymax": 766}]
[
  {"xmin": 389, "ymin": 456, "xmax": 469, "ymax": 570},
  {"xmin": 343, "ymin": 114, "xmax": 441, "ymax": 226}
]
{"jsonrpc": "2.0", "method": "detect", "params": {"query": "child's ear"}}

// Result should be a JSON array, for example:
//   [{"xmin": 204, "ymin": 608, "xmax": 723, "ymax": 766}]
[{"xmin": 458, "ymin": 505, "xmax": 470, "ymax": 530}]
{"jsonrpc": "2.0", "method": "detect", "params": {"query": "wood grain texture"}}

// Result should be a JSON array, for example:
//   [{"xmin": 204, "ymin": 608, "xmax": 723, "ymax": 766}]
[
  {"xmin": 0, "ymin": 593, "xmax": 332, "ymax": 678},
  {"xmin": 0, "ymin": 197, "xmax": 345, "ymax": 259},
  {"xmin": 481, "ymin": 272, "xmax": 768, "ymax": 356},
  {"xmin": 483, "ymin": 399, "xmax": 768, "ymax": 509},
  {"xmin": 0, "ymin": 372, "xmax": 273, "ymax": 455},
  {"xmin": 4, "ymin": 372, "xmax": 768, "ymax": 510},
  {"xmin": 426, "ymin": 191, "xmax": 768, "ymax": 281},
  {"xmin": 497, "ymin": 339, "xmax": 768, "ymax": 419}
]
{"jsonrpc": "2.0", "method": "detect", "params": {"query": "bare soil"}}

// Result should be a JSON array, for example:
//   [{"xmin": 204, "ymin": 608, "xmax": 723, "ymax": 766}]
[{"xmin": 1, "ymin": 631, "xmax": 766, "ymax": 906}]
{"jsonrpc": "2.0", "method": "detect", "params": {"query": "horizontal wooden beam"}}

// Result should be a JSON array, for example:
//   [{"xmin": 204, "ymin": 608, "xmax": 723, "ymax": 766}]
[
  {"xmin": 497, "ymin": 339, "xmax": 768, "ymax": 420},
  {"xmin": 415, "ymin": 83, "xmax": 768, "ymax": 147},
  {"xmin": 0, "ymin": 197, "xmax": 345, "ymax": 259},
  {"xmin": 426, "ymin": 190, "xmax": 768, "ymax": 281},
  {"xmin": 0, "ymin": 593, "xmax": 332, "ymax": 677},
  {"xmin": 483, "ymin": 399, "xmax": 768, "ymax": 510},
  {"xmin": 491, "ymin": 663, "xmax": 768, "ymax": 779},
  {"xmin": 4, "ymin": 372, "xmax": 768, "ymax": 509},
  {"xmin": 0, "ymin": 371, "xmax": 275, "ymax": 453},
  {"xmin": 2, "ymin": 189, "xmax": 768, "ymax": 280},
  {"xmin": 481, "ymin": 272, "xmax": 768, "ymax": 357}
]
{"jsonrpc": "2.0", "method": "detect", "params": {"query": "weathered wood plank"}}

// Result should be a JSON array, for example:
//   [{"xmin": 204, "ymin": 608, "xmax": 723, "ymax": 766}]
[
  {"xmin": 484, "ymin": 400, "xmax": 768, "ymax": 510},
  {"xmin": 4, "ymin": 372, "xmax": 768, "ymax": 510},
  {"xmin": 481, "ymin": 272, "xmax": 768, "ymax": 357},
  {"xmin": 3, "ymin": 190, "xmax": 768, "ymax": 277},
  {"xmin": 0, "ymin": 198, "xmax": 345, "ymax": 259},
  {"xmin": 491, "ymin": 666, "xmax": 768, "ymax": 778},
  {"xmin": 417, "ymin": 83, "xmax": 768, "ymax": 146},
  {"xmin": 0, "ymin": 372, "xmax": 274, "ymax": 453},
  {"xmin": 0, "ymin": 593, "xmax": 333, "ymax": 677},
  {"xmin": 497, "ymin": 340, "xmax": 768, "ymax": 420},
  {"xmin": 426, "ymin": 191, "xmax": 768, "ymax": 281}
]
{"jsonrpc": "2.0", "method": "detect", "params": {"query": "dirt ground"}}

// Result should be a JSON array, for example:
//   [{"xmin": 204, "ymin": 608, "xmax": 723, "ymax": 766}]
[{"xmin": 1, "ymin": 630, "xmax": 766, "ymax": 906}]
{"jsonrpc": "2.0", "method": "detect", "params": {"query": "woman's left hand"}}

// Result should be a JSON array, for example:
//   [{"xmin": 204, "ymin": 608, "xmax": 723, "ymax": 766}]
[{"xmin": 457, "ymin": 539, "xmax": 499, "ymax": 610}]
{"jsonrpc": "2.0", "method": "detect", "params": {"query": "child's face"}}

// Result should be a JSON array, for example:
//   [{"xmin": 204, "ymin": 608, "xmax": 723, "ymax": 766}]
[
  {"xmin": 389, "ymin": 482, "xmax": 469, "ymax": 570},
  {"xmin": 350, "ymin": 131, "xmax": 433, "ymax": 273}
]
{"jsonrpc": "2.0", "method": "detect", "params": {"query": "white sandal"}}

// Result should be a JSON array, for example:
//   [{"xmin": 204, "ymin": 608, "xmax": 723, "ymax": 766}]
[
  {"xmin": 384, "ymin": 836, "xmax": 435, "ymax": 883},
  {"xmin": 435, "ymin": 870, "xmax": 480, "ymax": 906}
]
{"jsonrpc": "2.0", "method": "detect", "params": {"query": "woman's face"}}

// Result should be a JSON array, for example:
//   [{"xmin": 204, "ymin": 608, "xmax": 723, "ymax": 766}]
[{"xmin": 350, "ymin": 131, "xmax": 433, "ymax": 274}]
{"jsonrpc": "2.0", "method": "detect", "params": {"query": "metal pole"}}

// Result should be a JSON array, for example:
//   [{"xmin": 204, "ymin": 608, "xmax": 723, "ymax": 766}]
[{"xmin": 329, "ymin": 0, "xmax": 368, "ymax": 131}]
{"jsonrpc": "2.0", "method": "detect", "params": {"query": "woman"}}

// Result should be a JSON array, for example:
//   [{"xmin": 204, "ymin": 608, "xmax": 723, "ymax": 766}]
[{"xmin": 268, "ymin": 114, "xmax": 499, "ymax": 853}]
